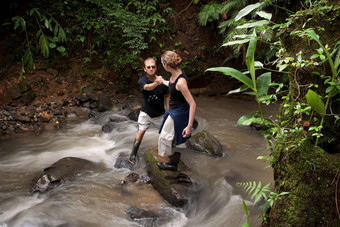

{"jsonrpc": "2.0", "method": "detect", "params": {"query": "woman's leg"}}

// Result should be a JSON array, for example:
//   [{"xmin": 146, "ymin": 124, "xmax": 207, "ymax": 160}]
[
  {"xmin": 158, "ymin": 115, "xmax": 175, "ymax": 157},
  {"xmin": 157, "ymin": 116, "xmax": 181, "ymax": 171}
]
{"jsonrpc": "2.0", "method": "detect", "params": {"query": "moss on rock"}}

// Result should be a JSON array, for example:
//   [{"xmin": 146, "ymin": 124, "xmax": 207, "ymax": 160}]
[{"xmin": 144, "ymin": 147, "xmax": 192, "ymax": 207}]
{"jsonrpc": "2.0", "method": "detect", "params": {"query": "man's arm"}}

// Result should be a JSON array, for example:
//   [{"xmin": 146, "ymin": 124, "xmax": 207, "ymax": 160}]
[{"xmin": 143, "ymin": 76, "xmax": 163, "ymax": 91}]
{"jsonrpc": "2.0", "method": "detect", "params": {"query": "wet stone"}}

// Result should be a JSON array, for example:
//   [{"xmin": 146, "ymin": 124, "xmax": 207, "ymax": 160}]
[
  {"xmin": 186, "ymin": 130, "xmax": 225, "ymax": 157},
  {"xmin": 114, "ymin": 152, "xmax": 136, "ymax": 171},
  {"xmin": 126, "ymin": 206, "xmax": 161, "ymax": 222},
  {"xmin": 102, "ymin": 122, "xmax": 115, "ymax": 133},
  {"xmin": 31, "ymin": 157, "xmax": 105, "ymax": 193},
  {"xmin": 144, "ymin": 147, "xmax": 197, "ymax": 207}
]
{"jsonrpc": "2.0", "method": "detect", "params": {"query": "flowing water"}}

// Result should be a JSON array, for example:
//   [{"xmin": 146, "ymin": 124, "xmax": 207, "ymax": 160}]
[{"xmin": 0, "ymin": 96, "xmax": 277, "ymax": 227}]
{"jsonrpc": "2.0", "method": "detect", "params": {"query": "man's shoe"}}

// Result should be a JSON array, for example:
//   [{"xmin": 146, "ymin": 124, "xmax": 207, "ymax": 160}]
[{"xmin": 128, "ymin": 153, "xmax": 137, "ymax": 165}]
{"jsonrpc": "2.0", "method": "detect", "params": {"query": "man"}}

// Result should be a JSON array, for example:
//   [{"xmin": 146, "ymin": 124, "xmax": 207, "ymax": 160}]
[{"xmin": 128, "ymin": 57, "xmax": 169, "ymax": 165}]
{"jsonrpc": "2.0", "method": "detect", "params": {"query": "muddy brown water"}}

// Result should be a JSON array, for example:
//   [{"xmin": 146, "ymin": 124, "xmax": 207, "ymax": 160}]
[{"xmin": 0, "ymin": 96, "xmax": 278, "ymax": 226}]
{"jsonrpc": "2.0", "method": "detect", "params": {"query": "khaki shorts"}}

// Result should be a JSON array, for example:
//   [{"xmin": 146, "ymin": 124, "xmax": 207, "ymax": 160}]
[
  {"xmin": 158, "ymin": 115, "xmax": 175, "ymax": 157},
  {"xmin": 138, "ymin": 111, "xmax": 163, "ymax": 131}
]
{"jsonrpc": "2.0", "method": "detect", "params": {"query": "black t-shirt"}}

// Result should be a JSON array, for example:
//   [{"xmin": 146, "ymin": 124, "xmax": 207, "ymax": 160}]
[
  {"xmin": 139, "ymin": 75, "xmax": 169, "ymax": 118},
  {"xmin": 169, "ymin": 71, "xmax": 188, "ymax": 109}
]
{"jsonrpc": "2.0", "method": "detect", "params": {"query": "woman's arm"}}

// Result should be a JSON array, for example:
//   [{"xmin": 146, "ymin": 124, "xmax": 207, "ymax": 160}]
[
  {"xmin": 177, "ymin": 78, "xmax": 196, "ymax": 138},
  {"xmin": 162, "ymin": 80, "xmax": 169, "ymax": 86}
]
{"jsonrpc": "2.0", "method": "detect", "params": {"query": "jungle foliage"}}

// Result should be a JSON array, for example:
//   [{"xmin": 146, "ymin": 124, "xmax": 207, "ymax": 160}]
[
  {"xmin": 198, "ymin": 0, "xmax": 318, "ymax": 63},
  {"xmin": 4, "ymin": 0, "xmax": 173, "ymax": 87},
  {"xmin": 206, "ymin": 0, "xmax": 339, "ymax": 225}
]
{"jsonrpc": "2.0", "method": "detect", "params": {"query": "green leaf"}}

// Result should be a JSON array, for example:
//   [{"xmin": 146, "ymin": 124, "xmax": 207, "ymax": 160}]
[
  {"xmin": 44, "ymin": 18, "xmax": 50, "ymax": 29},
  {"xmin": 305, "ymin": 89, "xmax": 325, "ymax": 114},
  {"xmin": 305, "ymin": 29, "xmax": 320, "ymax": 42},
  {"xmin": 242, "ymin": 200, "xmax": 250, "ymax": 227},
  {"xmin": 246, "ymin": 38, "xmax": 257, "ymax": 90},
  {"xmin": 49, "ymin": 42, "xmax": 56, "ymax": 48},
  {"xmin": 206, "ymin": 67, "xmax": 254, "ymax": 90},
  {"xmin": 236, "ymin": 20, "xmax": 270, "ymax": 29},
  {"xmin": 256, "ymin": 11, "xmax": 272, "ymax": 20},
  {"xmin": 29, "ymin": 8, "xmax": 41, "ymax": 18},
  {"xmin": 23, "ymin": 47, "xmax": 34, "ymax": 70},
  {"xmin": 278, "ymin": 64, "xmax": 288, "ymax": 72},
  {"xmin": 237, "ymin": 113, "xmax": 259, "ymax": 126},
  {"xmin": 256, "ymin": 72, "xmax": 271, "ymax": 97},
  {"xmin": 228, "ymin": 84, "xmax": 249, "ymax": 95},
  {"xmin": 58, "ymin": 27, "xmax": 66, "ymax": 42},
  {"xmin": 12, "ymin": 16, "xmax": 26, "ymax": 31},
  {"xmin": 334, "ymin": 47, "xmax": 340, "ymax": 70},
  {"xmin": 242, "ymin": 200, "xmax": 249, "ymax": 217},
  {"xmin": 311, "ymin": 54, "xmax": 319, "ymax": 59},
  {"xmin": 254, "ymin": 61, "xmax": 264, "ymax": 68},
  {"xmin": 235, "ymin": 2, "xmax": 262, "ymax": 21},
  {"xmin": 222, "ymin": 39, "xmax": 251, "ymax": 46},
  {"xmin": 39, "ymin": 33, "xmax": 49, "ymax": 58},
  {"xmin": 57, "ymin": 46, "xmax": 66, "ymax": 53}
]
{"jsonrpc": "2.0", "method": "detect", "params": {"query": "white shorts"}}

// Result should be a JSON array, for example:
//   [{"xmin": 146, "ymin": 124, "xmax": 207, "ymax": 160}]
[{"xmin": 138, "ymin": 111, "xmax": 163, "ymax": 131}]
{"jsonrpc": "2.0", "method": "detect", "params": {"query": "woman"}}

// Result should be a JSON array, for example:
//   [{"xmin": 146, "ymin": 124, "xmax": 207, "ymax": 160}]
[{"xmin": 157, "ymin": 51, "xmax": 196, "ymax": 171}]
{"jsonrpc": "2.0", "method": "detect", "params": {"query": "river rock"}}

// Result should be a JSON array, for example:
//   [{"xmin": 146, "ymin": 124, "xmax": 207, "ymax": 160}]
[
  {"xmin": 186, "ymin": 130, "xmax": 225, "ymax": 157},
  {"xmin": 120, "ymin": 173, "xmax": 151, "ymax": 185},
  {"xmin": 126, "ymin": 206, "xmax": 161, "ymax": 225},
  {"xmin": 31, "ymin": 157, "xmax": 105, "ymax": 193},
  {"xmin": 127, "ymin": 108, "xmax": 141, "ymax": 121},
  {"xmin": 97, "ymin": 96, "xmax": 113, "ymax": 112},
  {"xmin": 114, "ymin": 152, "xmax": 136, "ymax": 170},
  {"xmin": 144, "ymin": 147, "xmax": 195, "ymax": 207},
  {"xmin": 102, "ymin": 122, "xmax": 116, "ymax": 133}
]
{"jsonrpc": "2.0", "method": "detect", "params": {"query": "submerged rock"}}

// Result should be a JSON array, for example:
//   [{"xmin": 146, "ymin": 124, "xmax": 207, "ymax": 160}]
[
  {"xmin": 101, "ymin": 122, "xmax": 116, "ymax": 133},
  {"xmin": 114, "ymin": 152, "xmax": 136, "ymax": 170},
  {"xmin": 144, "ymin": 147, "xmax": 195, "ymax": 207},
  {"xmin": 186, "ymin": 130, "xmax": 225, "ymax": 157},
  {"xmin": 127, "ymin": 108, "xmax": 141, "ymax": 121},
  {"xmin": 31, "ymin": 157, "xmax": 105, "ymax": 193},
  {"xmin": 126, "ymin": 206, "xmax": 161, "ymax": 225}
]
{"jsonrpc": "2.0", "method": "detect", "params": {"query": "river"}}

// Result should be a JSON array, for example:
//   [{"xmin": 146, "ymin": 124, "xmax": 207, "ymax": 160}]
[{"xmin": 0, "ymin": 95, "xmax": 276, "ymax": 227}]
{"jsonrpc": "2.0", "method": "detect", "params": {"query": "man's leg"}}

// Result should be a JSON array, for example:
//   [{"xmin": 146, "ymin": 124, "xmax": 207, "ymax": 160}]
[
  {"xmin": 129, "ymin": 111, "xmax": 150, "ymax": 165},
  {"xmin": 129, "ymin": 130, "xmax": 145, "ymax": 164}
]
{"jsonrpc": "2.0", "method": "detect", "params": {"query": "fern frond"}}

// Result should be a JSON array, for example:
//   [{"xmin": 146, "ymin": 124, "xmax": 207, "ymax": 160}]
[
  {"xmin": 237, "ymin": 181, "xmax": 272, "ymax": 205},
  {"xmin": 198, "ymin": 3, "xmax": 221, "ymax": 26}
]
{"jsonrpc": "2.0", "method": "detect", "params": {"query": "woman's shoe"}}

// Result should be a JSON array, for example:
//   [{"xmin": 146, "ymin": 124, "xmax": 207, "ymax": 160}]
[{"xmin": 157, "ymin": 152, "xmax": 181, "ymax": 171}]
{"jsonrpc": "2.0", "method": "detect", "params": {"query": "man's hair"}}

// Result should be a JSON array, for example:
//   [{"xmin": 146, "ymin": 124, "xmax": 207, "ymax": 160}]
[{"xmin": 144, "ymin": 57, "xmax": 156, "ymax": 67}]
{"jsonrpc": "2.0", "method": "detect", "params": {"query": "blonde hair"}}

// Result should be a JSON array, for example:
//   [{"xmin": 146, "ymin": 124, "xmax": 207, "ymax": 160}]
[
  {"xmin": 161, "ymin": 51, "xmax": 182, "ymax": 68},
  {"xmin": 144, "ymin": 57, "xmax": 156, "ymax": 67}
]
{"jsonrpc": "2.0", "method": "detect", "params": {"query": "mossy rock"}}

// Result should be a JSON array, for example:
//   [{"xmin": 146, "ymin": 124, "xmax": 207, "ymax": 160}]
[
  {"xmin": 186, "ymin": 130, "xmax": 224, "ymax": 157},
  {"xmin": 144, "ymin": 147, "xmax": 194, "ymax": 207}
]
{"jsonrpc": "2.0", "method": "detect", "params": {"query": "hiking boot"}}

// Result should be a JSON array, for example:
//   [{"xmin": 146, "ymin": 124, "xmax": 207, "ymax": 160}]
[{"xmin": 157, "ymin": 152, "xmax": 181, "ymax": 171}]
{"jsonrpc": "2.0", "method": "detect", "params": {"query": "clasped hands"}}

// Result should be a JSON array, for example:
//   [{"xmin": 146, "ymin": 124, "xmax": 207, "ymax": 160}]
[{"xmin": 155, "ymin": 75, "xmax": 164, "ymax": 85}]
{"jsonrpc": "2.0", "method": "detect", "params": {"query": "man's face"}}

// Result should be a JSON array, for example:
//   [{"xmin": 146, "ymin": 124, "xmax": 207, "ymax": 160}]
[{"xmin": 144, "ymin": 59, "xmax": 157, "ymax": 76}]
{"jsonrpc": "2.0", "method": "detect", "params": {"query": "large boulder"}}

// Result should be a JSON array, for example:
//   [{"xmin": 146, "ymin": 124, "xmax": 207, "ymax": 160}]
[
  {"xmin": 186, "ymin": 130, "xmax": 225, "ymax": 157},
  {"xmin": 31, "ymin": 157, "xmax": 105, "ymax": 193},
  {"xmin": 144, "ymin": 147, "xmax": 195, "ymax": 207}
]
